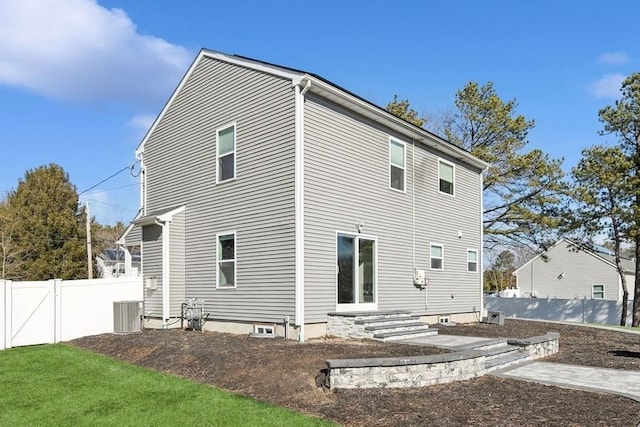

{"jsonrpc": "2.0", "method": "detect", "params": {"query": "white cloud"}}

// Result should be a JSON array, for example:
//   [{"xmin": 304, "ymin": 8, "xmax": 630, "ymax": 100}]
[
  {"xmin": 597, "ymin": 51, "xmax": 629, "ymax": 66},
  {"xmin": 126, "ymin": 113, "xmax": 156, "ymax": 143},
  {"xmin": 588, "ymin": 73, "xmax": 625, "ymax": 99},
  {"xmin": 128, "ymin": 113, "xmax": 155, "ymax": 133},
  {"xmin": 0, "ymin": 0, "xmax": 192, "ymax": 107}
]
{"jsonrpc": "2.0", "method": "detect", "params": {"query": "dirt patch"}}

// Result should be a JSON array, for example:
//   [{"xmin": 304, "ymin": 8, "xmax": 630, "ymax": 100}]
[{"xmin": 70, "ymin": 319, "xmax": 640, "ymax": 426}]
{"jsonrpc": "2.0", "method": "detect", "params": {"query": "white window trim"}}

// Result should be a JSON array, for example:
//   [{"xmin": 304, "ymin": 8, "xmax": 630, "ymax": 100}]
[
  {"xmin": 467, "ymin": 249, "xmax": 478, "ymax": 273},
  {"xmin": 438, "ymin": 158, "xmax": 455, "ymax": 197},
  {"xmin": 592, "ymin": 284, "xmax": 605, "ymax": 299},
  {"xmin": 216, "ymin": 230, "xmax": 237, "ymax": 289},
  {"xmin": 389, "ymin": 137, "xmax": 406, "ymax": 193},
  {"xmin": 430, "ymin": 243, "xmax": 444, "ymax": 271},
  {"xmin": 254, "ymin": 324, "xmax": 275, "ymax": 335},
  {"xmin": 216, "ymin": 122, "xmax": 237, "ymax": 184}
]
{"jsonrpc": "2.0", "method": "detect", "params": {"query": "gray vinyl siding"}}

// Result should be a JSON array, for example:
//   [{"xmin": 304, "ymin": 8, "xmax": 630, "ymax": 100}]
[
  {"xmin": 122, "ymin": 224, "xmax": 142, "ymax": 248},
  {"xmin": 169, "ymin": 211, "xmax": 186, "ymax": 316},
  {"xmin": 143, "ymin": 57, "xmax": 296, "ymax": 323},
  {"xmin": 515, "ymin": 240, "xmax": 622, "ymax": 300},
  {"xmin": 303, "ymin": 94, "xmax": 483, "ymax": 322},
  {"xmin": 142, "ymin": 224, "xmax": 162, "ymax": 315}
]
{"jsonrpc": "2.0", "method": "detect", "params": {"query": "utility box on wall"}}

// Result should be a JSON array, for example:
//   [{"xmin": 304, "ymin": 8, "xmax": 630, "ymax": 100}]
[{"xmin": 113, "ymin": 301, "xmax": 143, "ymax": 334}]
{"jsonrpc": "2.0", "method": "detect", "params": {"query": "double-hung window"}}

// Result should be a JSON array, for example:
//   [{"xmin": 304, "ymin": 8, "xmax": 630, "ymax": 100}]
[
  {"xmin": 217, "ymin": 232, "xmax": 236, "ymax": 288},
  {"xmin": 467, "ymin": 249, "xmax": 478, "ymax": 272},
  {"xmin": 439, "ymin": 159, "xmax": 454, "ymax": 195},
  {"xmin": 592, "ymin": 284, "xmax": 604, "ymax": 299},
  {"xmin": 389, "ymin": 139, "xmax": 405, "ymax": 191},
  {"xmin": 430, "ymin": 243, "xmax": 444, "ymax": 270},
  {"xmin": 217, "ymin": 123, "xmax": 236, "ymax": 183}
]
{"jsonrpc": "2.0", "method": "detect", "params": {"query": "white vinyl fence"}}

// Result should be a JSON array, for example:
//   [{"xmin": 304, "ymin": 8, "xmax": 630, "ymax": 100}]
[
  {"xmin": 1, "ymin": 277, "xmax": 143, "ymax": 350},
  {"xmin": 485, "ymin": 297, "xmax": 635, "ymax": 326}
]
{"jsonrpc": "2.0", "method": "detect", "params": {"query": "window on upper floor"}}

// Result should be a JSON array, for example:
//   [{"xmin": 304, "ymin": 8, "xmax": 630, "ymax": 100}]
[
  {"xmin": 467, "ymin": 249, "xmax": 478, "ymax": 272},
  {"xmin": 389, "ymin": 139, "xmax": 406, "ymax": 192},
  {"xmin": 439, "ymin": 159, "xmax": 454, "ymax": 195},
  {"xmin": 217, "ymin": 123, "xmax": 236, "ymax": 183},
  {"xmin": 592, "ymin": 284, "xmax": 604, "ymax": 299},
  {"xmin": 430, "ymin": 243, "xmax": 444, "ymax": 270},
  {"xmin": 217, "ymin": 232, "xmax": 236, "ymax": 288}
]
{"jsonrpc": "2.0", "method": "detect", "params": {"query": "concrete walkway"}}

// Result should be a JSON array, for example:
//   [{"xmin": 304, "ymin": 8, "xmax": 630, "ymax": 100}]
[
  {"xmin": 493, "ymin": 362, "xmax": 640, "ymax": 402},
  {"xmin": 402, "ymin": 333, "xmax": 640, "ymax": 402}
]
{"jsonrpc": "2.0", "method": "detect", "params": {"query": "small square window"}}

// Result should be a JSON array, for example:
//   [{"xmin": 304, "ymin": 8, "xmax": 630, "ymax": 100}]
[
  {"xmin": 217, "ymin": 232, "xmax": 236, "ymax": 288},
  {"xmin": 430, "ymin": 244, "xmax": 443, "ymax": 270},
  {"xmin": 439, "ymin": 160, "xmax": 454, "ymax": 195},
  {"xmin": 217, "ymin": 124, "xmax": 236, "ymax": 183},
  {"xmin": 255, "ymin": 325, "xmax": 275, "ymax": 335},
  {"xmin": 592, "ymin": 284, "xmax": 604, "ymax": 299},
  {"xmin": 467, "ymin": 250, "xmax": 478, "ymax": 272},
  {"xmin": 389, "ymin": 139, "xmax": 405, "ymax": 191}
]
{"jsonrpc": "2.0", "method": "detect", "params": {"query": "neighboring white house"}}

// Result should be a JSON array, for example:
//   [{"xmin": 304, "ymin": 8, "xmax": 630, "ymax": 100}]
[
  {"xmin": 513, "ymin": 238, "xmax": 636, "ymax": 301},
  {"xmin": 96, "ymin": 248, "xmax": 140, "ymax": 278}
]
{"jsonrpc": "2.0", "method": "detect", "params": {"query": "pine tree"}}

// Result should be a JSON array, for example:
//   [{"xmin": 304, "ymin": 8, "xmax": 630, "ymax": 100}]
[
  {"xmin": 598, "ymin": 72, "xmax": 640, "ymax": 326},
  {"xmin": 386, "ymin": 82, "xmax": 567, "ymax": 250},
  {"xmin": 5, "ymin": 164, "xmax": 87, "ymax": 280},
  {"xmin": 571, "ymin": 145, "xmax": 633, "ymax": 325}
]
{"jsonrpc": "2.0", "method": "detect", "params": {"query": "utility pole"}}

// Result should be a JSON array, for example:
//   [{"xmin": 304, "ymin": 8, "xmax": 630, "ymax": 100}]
[{"xmin": 86, "ymin": 201, "xmax": 93, "ymax": 279}]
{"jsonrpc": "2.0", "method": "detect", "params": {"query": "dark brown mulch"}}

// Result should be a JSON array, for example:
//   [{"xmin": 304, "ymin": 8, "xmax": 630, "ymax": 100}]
[{"xmin": 69, "ymin": 319, "xmax": 640, "ymax": 426}]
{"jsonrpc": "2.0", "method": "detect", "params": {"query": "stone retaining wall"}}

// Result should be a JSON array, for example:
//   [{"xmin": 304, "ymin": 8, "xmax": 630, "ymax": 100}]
[
  {"xmin": 508, "ymin": 332, "xmax": 560, "ymax": 359},
  {"xmin": 324, "ymin": 332, "xmax": 560, "ymax": 389},
  {"xmin": 327, "ymin": 350, "xmax": 485, "ymax": 389}
]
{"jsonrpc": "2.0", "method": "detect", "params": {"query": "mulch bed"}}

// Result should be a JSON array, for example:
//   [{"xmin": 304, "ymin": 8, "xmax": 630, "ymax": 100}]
[{"xmin": 70, "ymin": 319, "xmax": 640, "ymax": 426}]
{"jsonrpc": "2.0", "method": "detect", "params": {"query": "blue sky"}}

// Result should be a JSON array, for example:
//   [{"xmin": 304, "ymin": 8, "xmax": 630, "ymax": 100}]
[{"xmin": 1, "ymin": 0, "xmax": 638, "ymax": 225}]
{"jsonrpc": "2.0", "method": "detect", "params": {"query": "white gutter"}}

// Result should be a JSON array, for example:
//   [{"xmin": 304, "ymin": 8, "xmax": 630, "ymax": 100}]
[
  {"xmin": 135, "ymin": 150, "xmax": 146, "ymax": 215},
  {"xmin": 156, "ymin": 219, "xmax": 171, "ymax": 328},
  {"xmin": 411, "ymin": 139, "xmax": 416, "ymax": 278},
  {"xmin": 479, "ymin": 172, "xmax": 484, "ymax": 319},
  {"xmin": 294, "ymin": 79, "xmax": 310, "ymax": 342}
]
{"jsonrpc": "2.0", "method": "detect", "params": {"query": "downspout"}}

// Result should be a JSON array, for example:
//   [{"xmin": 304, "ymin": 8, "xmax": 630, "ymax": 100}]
[
  {"xmin": 479, "ymin": 170, "xmax": 484, "ymax": 319},
  {"xmin": 136, "ymin": 150, "xmax": 146, "ymax": 214},
  {"xmin": 411, "ymin": 139, "xmax": 416, "ymax": 278},
  {"xmin": 294, "ymin": 79, "xmax": 311, "ymax": 342},
  {"xmin": 156, "ymin": 219, "xmax": 171, "ymax": 328}
]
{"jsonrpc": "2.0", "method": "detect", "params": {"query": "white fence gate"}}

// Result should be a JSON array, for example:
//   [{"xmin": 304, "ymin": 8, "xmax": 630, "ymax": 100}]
[{"xmin": 1, "ymin": 277, "xmax": 143, "ymax": 350}]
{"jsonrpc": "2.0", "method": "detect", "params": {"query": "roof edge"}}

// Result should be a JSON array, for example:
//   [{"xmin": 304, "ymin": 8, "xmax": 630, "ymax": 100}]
[{"xmin": 135, "ymin": 48, "xmax": 488, "ymax": 172}]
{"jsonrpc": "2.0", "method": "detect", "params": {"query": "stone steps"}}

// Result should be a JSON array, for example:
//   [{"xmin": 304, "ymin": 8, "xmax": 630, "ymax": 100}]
[
  {"xmin": 449, "ymin": 339, "xmax": 532, "ymax": 372},
  {"xmin": 365, "ymin": 322, "xmax": 428, "ymax": 333},
  {"xmin": 374, "ymin": 327, "xmax": 438, "ymax": 342},
  {"xmin": 484, "ymin": 352, "xmax": 532, "ymax": 373},
  {"xmin": 481, "ymin": 344, "xmax": 521, "ymax": 360},
  {"xmin": 327, "ymin": 310, "xmax": 437, "ymax": 341},
  {"xmin": 355, "ymin": 315, "xmax": 421, "ymax": 326}
]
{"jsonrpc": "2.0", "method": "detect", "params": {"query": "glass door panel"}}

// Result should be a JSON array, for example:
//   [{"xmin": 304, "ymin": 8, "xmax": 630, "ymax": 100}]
[
  {"xmin": 359, "ymin": 238, "xmax": 375, "ymax": 303},
  {"xmin": 337, "ymin": 235, "xmax": 355, "ymax": 304}
]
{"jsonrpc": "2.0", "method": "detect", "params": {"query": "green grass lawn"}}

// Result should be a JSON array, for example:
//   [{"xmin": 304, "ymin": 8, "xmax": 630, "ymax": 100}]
[{"xmin": 0, "ymin": 344, "xmax": 333, "ymax": 427}]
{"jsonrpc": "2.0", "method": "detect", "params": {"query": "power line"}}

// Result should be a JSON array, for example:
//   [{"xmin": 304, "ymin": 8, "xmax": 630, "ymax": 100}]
[
  {"xmin": 81, "ymin": 197, "xmax": 139, "ymax": 213},
  {"xmin": 78, "ymin": 161, "xmax": 140, "ymax": 196},
  {"xmin": 81, "ymin": 183, "xmax": 139, "ymax": 195}
]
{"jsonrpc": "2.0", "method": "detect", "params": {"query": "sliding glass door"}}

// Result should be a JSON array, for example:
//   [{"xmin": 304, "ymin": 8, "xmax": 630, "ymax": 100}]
[{"xmin": 337, "ymin": 233, "xmax": 377, "ymax": 311}]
